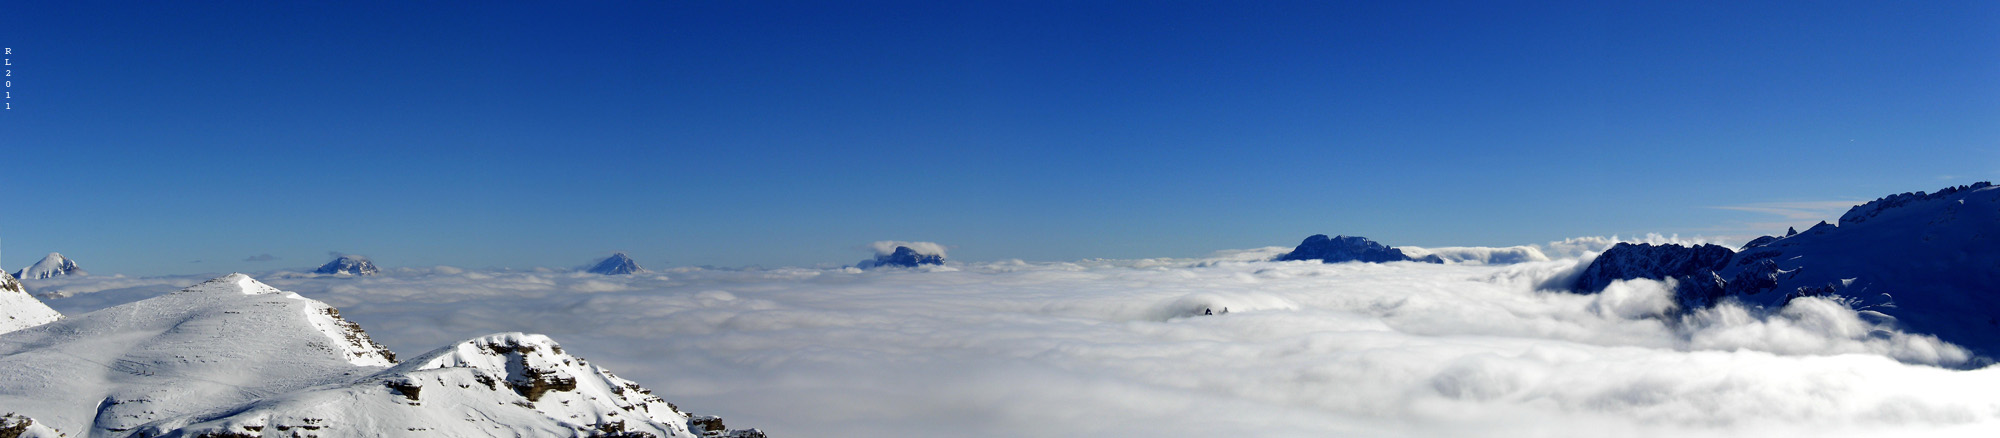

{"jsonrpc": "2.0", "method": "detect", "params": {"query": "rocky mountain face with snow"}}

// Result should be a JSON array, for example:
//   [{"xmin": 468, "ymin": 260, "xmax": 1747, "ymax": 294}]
[
  {"xmin": 1569, "ymin": 182, "xmax": 2000, "ymax": 357},
  {"xmin": 13, "ymin": 253, "xmax": 84, "ymax": 280},
  {"xmin": 0, "ymin": 270, "xmax": 61, "ymax": 335},
  {"xmin": 0, "ymin": 274, "xmax": 764, "ymax": 437},
  {"xmin": 1273, "ymin": 234, "xmax": 1444, "ymax": 264},
  {"xmin": 860, "ymin": 246, "xmax": 945, "ymax": 269},
  {"xmin": 315, "ymin": 254, "xmax": 380, "ymax": 276},
  {"xmin": 588, "ymin": 252, "xmax": 647, "ymax": 275}
]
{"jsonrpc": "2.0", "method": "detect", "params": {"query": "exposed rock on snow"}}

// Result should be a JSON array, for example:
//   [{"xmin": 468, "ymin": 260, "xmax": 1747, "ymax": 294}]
[
  {"xmin": 140, "ymin": 333, "xmax": 763, "ymax": 438},
  {"xmin": 587, "ymin": 252, "xmax": 647, "ymax": 275},
  {"xmin": 13, "ymin": 253, "xmax": 84, "ymax": 280},
  {"xmin": 0, "ymin": 413, "xmax": 64, "ymax": 438},
  {"xmin": 315, "ymin": 254, "xmax": 380, "ymax": 276},
  {"xmin": 859, "ymin": 246, "xmax": 945, "ymax": 269},
  {"xmin": 0, "ymin": 270, "xmax": 61, "ymax": 335},
  {"xmin": 1273, "ymin": 234, "xmax": 1444, "ymax": 264},
  {"xmin": 0, "ymin": 274, "xmax": 758, "ymax": 437}
]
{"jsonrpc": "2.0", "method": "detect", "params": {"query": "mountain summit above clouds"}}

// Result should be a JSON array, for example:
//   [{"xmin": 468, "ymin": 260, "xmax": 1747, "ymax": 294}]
[
  {"xmin": 1273, "ymin": 234, "xmax": 1445, "ymax": 264},
  {"xmin": 586, "ymin": 252, "xmax": 647, "ymax": 275},
  {"xmin": 1569, "ymin": 182, "xmax": 2000, "ymax": 357},
  {"xmin": 0, "ymin": 274, "xmax": 764, "ymax": 437},
  {"xmin": 316, "ymin": 254, "xmax": 380, "ymax": 276},
  {"xmin": 13, "ymin": 252, "xmax": 83, "ymax": 280},
  {"xmin": 859, "ymin": 241, "xmax": 947, "ymax": 269}
]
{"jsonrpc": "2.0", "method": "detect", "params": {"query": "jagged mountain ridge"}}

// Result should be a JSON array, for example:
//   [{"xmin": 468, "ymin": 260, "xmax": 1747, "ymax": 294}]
[
  {"xmin": 13, "ymin": 252, "xmax": 84, "ymax": 280},
  {"xmin": 1569, "ymin": 182, "xmax": 2000, "ymax": 356},
  {"xmin": 1273, "ymin": 234, "xmax": 1445, "ymax": 264},
  {"xmin": 860, "ymin": 246, "xmax": 945, "ymax": 269},
  {"xmin": 0, "ymin": 274, "xmax": 762, "ymax": 437}
]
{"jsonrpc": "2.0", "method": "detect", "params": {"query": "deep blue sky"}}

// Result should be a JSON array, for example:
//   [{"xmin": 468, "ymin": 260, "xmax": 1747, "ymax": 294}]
[{"xmin": 2, "ymin": 1, "xmax": 1997, "ymax": 275}]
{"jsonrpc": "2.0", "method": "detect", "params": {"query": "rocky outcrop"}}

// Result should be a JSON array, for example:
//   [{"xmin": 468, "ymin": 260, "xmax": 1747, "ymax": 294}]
[
  {"xmin": 1273, "ymin": 235, "xmax": 1443, "ymax": 264},
  {"xmin": 860, "ymin": 246, "xmax": 945, "ymax": 269}
]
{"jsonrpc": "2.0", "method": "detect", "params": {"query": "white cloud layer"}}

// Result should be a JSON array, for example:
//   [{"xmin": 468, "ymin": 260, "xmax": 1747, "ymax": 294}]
[
  {"xmin": 34, "ymin": 247, "xmax": 2000, "ymax": 437},
  {"xmin": 868, "ymin": 240, "xmax": 948, "ymax": 257}
]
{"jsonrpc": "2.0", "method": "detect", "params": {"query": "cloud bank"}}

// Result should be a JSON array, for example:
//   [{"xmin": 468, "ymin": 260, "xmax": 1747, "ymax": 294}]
[
  {"xmin": 35, "ymin": 245, "xmax": 2000, "ymax": 437},
  {"xmin": 868, "ymin": 240, "xmax": 947, "ymax": 257}
]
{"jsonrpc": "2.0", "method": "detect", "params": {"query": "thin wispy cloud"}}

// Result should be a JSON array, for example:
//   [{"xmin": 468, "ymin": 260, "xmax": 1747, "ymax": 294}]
[{"xmin": 1710, "ymin": 200, "xmax": 1861, "ymax": 221}]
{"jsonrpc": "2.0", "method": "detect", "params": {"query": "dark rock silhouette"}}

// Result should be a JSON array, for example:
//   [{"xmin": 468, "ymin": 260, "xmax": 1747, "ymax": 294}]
[{"xmin": 1273, "ymin": 235, "xmax": 1443, "ymax": 264}]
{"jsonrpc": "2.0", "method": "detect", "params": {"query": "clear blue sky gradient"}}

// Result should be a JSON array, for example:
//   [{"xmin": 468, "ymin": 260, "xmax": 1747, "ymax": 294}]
[{"xmin": 2, "ymin": 1, "xmax": 1997, "ymax": 275}]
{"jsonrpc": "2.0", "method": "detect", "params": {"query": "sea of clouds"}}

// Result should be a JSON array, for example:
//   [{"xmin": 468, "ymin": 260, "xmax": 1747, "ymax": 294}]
[{"xmin": 27, "ymin": 236, "xmax": 2000, "ymax": 437}]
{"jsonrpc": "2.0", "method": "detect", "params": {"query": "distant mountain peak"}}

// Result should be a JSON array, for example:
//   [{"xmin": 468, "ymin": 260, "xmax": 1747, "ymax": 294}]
[
  {"xmin": 14, "ymin": 252, "xmax": 84, "ymax": 280},
  {"xmin": 1273, "ymin": 234, "xmax": 1444, "ymax": 264},
  {"xmin": 585, "ymin": 252, "xmax": 646, "ymax": 275},
  {"xmin": 315, "ymin": 254, "xmax": 380, "ymax": 276},
  {"xmin": 860, "ymin": 245, "xmax": 946, "ymax": 269}
]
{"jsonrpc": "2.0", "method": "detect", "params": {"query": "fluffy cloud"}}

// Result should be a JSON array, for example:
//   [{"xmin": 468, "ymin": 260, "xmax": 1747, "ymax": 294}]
[
  {"xmin": 37, "ymin": 247, "xmax": 2000, "ymax": 437},
  {"xmin": 868, "ymin": 240, "xmax": 948, "ymax": 257}
]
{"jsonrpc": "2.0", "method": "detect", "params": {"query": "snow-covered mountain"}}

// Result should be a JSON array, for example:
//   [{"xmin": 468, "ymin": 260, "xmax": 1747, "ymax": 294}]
[
  {"xmin": 315, "ymin": 254, "xmax": 380, "ymax": 276},
  {"xmin": 587, "ymin": 252, "xmax": 647, "ymax": 275},
  {"xmin": 13, "ymin": 252, "xmax": 84, "ymax": 280},
  {"xmin": 0, "ymin": 270, "xmax": 61, "ymax": 334},
  {"xmin": 1569, "ymin": 182, "xmax": 2000, "ymax": 357},
  {"xmin": 1273, "ymin": 234, "xmax": 1444, "ymax": 264},
  {"xmin": 0, "ymin": 274, "xmax": 763, "ymax": 437},
  {"xmin": 859, "ymin": 246, "xmax": 945, "ymax": 269}
]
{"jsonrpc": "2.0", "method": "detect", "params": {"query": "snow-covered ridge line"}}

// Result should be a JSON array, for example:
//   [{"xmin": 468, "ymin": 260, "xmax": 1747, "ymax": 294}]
[{"xmin": 0, "ymin": 274, "xmax": 763, "ymax": 437}]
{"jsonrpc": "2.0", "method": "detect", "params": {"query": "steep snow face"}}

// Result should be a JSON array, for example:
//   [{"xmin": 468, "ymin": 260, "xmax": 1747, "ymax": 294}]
[
  {"xmin": 137, "ymin": 333, "xmax": 763, "ymax": 438},
  {"xmin": 315, "ymin": 254, "xmax": 380, "ymax": 276},
  {"xmin": 859, "ymin": 246, "xmax": 945, "ymax": 269},
  {"xmin": 14, "ymin": 252, "xmax": 84, "ymax": 280},
  {"xmin": 1273, "ymin": 234, "xmax": 1443, "ymax": 264},
  {"xmin": 0, "ymin": 270, "xmax": 61, "ymax": 335},
  {"xmin": 587, "ymin": 252, "xmax": 647, "ymax": 275},
  {"xmin": 0, "ymin": 274, "xmax": 396, "ymax": 436}
]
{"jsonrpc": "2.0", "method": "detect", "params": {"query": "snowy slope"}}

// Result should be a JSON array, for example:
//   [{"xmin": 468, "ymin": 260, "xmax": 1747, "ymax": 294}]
[
  {"xmin": 139, "ymin": 333, "xmax": 763, "ymax": 438},
  {"xmin": 0, "ymin": 274, "xmax": 762, "ymax": 438},
  {"xmin": 0, "ymin": 274, "xmax": 395, "ymax": 436},
  {"xmin": 14, "ymin": 252, "xmax": 84, "ymax": 280},
  {"xmin": 0, "ymin": 271, "xmax": 60, "ymax": 334}
]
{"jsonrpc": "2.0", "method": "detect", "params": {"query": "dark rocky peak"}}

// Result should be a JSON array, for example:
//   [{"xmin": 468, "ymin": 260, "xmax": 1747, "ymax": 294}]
[
  {"xmin": 1273, "ymin": 234, "xmax": 1443, "ymax": 264},
  {"xmin": 862, "ymin": 246, "xmax": 945, "ymax": 269},
  {"xmin": 1571, "ymin": 242, "xmax": 1735, "ymax": 293}
]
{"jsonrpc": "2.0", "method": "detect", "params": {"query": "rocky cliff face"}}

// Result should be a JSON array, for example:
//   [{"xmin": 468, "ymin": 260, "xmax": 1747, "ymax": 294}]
[{"xmin": 1273, "ymin": 234, "xmax": 1444, "ymax": 264}]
